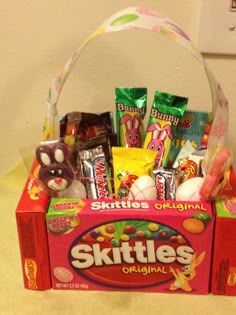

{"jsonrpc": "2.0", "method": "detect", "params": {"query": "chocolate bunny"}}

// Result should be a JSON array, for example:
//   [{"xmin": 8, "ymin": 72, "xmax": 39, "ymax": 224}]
[
  {"xmin": 146, "ymin": 122, "xmax": 173, "ymax": 166},
  {"xmin": 36, "ymin": 142, "xmax": 74, "ymax": 193},
  {"xmin": 120, "ymin": 113, "xmax": 142, "ymax": 147}
]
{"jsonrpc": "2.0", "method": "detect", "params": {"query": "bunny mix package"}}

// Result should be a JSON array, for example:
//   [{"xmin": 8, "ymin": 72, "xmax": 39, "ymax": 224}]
[{"xmin": 15, "ymin": 7, "xmax": 236, "ymax": 294}]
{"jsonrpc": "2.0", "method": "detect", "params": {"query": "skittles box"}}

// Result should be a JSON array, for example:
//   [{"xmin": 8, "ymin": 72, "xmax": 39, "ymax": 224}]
[
  {"xmin": 46, "ymin": 198, "xmax": 214, "ymax": 294},
  {"xmin": 211, "ymin": 196, "xmax": 236, "ymax": 295}
]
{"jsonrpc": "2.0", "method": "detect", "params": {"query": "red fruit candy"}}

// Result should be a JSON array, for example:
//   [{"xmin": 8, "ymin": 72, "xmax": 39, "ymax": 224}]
[
  {"xmin": 105, "ymin": 224, "xmax": 115, "ymax": 234},
  {"xmin": 137, "ymin": 231, "xmax": 145, "ymax": 237},
  {"xmin": 204, "ymin": 123, "xmax": 212, "ymax": 135},
  {"xmin": 124, "ymin": 225, "xmax": 136, "ymax": 234},
  {"xmin": 202, "ymin": 134, "xmax": 208, "ymax": 145}
]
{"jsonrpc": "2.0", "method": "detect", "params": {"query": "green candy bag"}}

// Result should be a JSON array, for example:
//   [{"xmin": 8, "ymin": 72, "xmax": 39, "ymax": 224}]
[
  {"xmin": 143, "ymin": 90, "xmax": 188, "ymax": 167},
  {"xmin": 115, "ymin": 88, "xmax": 147, "ymax": 148}
]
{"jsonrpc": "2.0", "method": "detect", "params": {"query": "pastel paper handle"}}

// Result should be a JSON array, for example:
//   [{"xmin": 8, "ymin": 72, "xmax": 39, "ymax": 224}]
[{"xmin": 42, "ymin": 6, "xmax": 229, "ymax": 171}]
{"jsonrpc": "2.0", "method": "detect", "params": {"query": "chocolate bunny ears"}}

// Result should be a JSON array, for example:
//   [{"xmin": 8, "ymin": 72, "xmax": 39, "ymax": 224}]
[{"xmin": 36, "ymin": 142, "xmax": 74, "ymax": 192}]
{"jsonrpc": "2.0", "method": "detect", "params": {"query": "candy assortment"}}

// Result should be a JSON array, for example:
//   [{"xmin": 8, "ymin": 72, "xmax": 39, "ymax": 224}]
[
  {"xmin": 15, "ymin": 7, "xmax": 236, "ymax": 294},
  {"xmin": 30, "ymin": 87, "xmax": 233, "ymax": 294},
  {"xmin": 34, "ymin": 88, "xmax": 232, "ymax": 204},
  {"xmin": 30, "ymin": 90, "xmax": 230, "ymax": 294}
]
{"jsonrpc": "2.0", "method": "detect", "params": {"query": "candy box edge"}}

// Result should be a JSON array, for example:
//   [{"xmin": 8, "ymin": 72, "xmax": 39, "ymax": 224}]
[
  {"xmin": 211, "ymin": 197, "xmax": 236, "ymax": 295},
  {"xmin": 15, "ymin": 176, "xmax": 51, "ymax": 290}
]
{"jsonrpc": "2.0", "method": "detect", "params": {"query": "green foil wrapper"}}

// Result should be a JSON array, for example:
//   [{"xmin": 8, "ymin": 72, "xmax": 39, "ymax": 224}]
[
  {"xmin": 115, "ymin": 87, "xmax": 147, "ymax": 147},
  {"xmin": 144, "ymin": 90, "xmax": 188, "ymax": 167}
]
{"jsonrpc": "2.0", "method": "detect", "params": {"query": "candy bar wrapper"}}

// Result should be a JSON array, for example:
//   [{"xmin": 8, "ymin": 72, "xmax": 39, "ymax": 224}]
[
  {"xmin": 172, "ymin": 140, "xmax": 195, "ymax": 168},
  {"xmin": 59, "ymin": 111, "xmax": 114, "ymax": 172},
  {"xmin": 115, "ymin": 87, "xmax": 147, "ymax": 148},
  {"xmin": 78, "ymin": 134, "xmax": 116, "ymax": 171},
  {"xmin": 112, "ymin": 147, "xmax": 157, "ymax": 199},
  {"xmin": 79, "ymin": 143, "xmax": 113, "ymax": 199},
  {"xmin": 143, "ymin": 90, "xmax": 188, "ymax": 168},
  {"xmin": 60, "ymin": 111, "xmax": 114, "ymax": 146},
  {"xmin": 173, "ymin": 142, "xmax": 204, "ymax": 182},
  {"xmin": 154, "ymin": 168, "xmax": 182, "ymax": 200}
]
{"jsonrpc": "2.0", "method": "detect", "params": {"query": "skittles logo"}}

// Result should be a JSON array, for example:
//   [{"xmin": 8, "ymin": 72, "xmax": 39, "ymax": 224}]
[
  {"xmin": 24, "ymin": 259, "xmax": 38, "ymax": 289},
  {"xmin": 68, "ymin": 219, "xmax": 193, "ymax": 289}
]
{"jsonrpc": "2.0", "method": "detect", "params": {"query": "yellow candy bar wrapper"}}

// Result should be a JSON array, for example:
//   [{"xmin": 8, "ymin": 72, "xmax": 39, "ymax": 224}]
[{"xmin": 112, "ymin": 147, "xmax": 157, "ymax": 198}]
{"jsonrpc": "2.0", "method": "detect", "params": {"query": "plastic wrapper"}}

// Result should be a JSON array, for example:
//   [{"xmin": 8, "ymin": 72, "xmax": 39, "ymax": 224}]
[
  {"xmin": 112, "ymin": 147, "xmax": 157, "ymax": 198},
  {"xmin": 78, "ymin": 136, "xmax": 114, "ymax": 199}
]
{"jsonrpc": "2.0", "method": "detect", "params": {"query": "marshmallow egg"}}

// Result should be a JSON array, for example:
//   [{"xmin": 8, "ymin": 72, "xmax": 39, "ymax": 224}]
[
  {"xmin": 128, "ymin": 175, "xmax": 157, "ymax": 200},
  {"xmin": 176, "ymin": 177, "xmax": 204, "ymax": 202}
]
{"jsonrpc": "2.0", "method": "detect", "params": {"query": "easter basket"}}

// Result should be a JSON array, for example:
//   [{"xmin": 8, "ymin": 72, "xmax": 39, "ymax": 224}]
[
  {"xmin": 41, "ymin": 7, "xmax": 232, "ymax": 201},
  {"xmin": 16, "ymin": 7, "xmax": 234, "ymax": 293}
]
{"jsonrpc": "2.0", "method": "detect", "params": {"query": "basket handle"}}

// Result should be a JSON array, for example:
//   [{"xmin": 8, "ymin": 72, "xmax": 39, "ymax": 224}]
[{"xmin": 42, "ymin": 6, "xmax": 229, "ymax": 170}]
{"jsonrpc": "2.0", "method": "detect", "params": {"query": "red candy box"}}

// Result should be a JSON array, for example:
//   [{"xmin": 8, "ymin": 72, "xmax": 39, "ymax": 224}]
[
  {"xmin": 46, "ymin": 198, "xmax": 214, "ymax": 294},
  {"xmin": 15, "ymin": 176, "xmax": 51, "ymax": 290},
  {"xmin": 211, "ymin": 196, "xmax": 236, "ymax": 295}
]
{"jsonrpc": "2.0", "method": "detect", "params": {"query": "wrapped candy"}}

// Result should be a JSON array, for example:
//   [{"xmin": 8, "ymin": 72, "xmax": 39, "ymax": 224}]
[
  {"xmin": 112, "ymin": 147, "xmax": 157, "ymax": 199},
  {"xmin": 143, "ymin": 90, "xmax": 188, "ymax": 167},
  {"xmin": 115, "ymin": 87, "xmax": 147, "ymax": 148}
]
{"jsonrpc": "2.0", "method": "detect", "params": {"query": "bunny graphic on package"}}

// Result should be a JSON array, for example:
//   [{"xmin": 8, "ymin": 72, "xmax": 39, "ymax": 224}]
[
  {"xmin": 169, "ymin": 251, "xmax": 206, "ymax": 292},
  {"xmin": 120, "ymin": 113, "xmax": 143, "ymax": 148},
  {"xmin": 146, "ymin": 122, "xmax": 173, "ymax": 166}
]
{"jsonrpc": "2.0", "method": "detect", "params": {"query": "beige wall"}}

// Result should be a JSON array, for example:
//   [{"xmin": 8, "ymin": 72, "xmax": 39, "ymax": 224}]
[{"xmin": 1, "ymin": 0, "xmax": 236, "ymax": 176}]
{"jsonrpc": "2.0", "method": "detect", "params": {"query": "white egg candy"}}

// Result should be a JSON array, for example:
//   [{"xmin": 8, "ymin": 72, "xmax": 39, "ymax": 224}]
[
  {"xmin": 128, "ymin": 175, "xmax": 157, "ymax": 200},
  {"xmin": 176, "ymin": 177, "xmax": 204, "ymax": 202}
]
